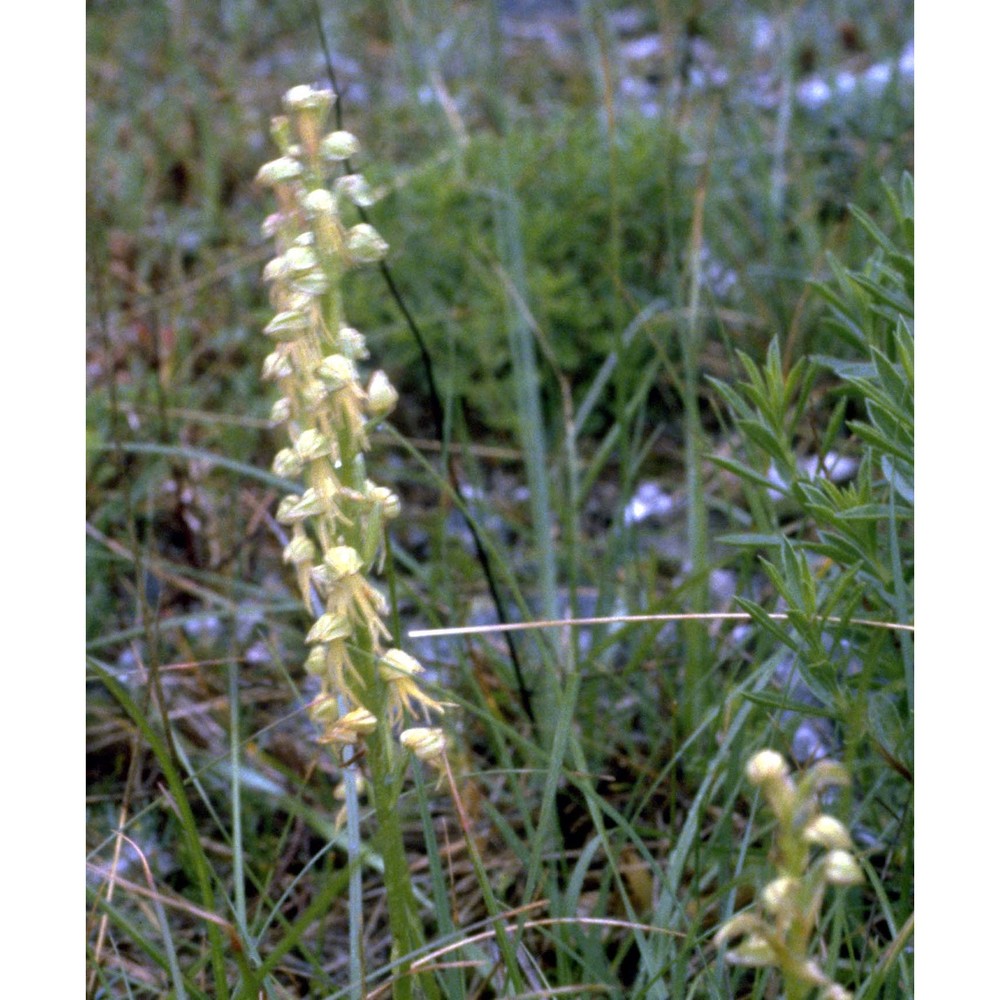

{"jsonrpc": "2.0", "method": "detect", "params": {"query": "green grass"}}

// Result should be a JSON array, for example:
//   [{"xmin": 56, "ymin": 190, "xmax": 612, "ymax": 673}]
[{"xmin": 87, "ymin": 1, "xmax": 913, "ymax": 996}]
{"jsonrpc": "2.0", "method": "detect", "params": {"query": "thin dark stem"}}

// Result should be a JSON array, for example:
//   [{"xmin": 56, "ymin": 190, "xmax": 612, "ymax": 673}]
[{"xmin": 310, "ymin": 0, "xmax": 536, "ymax": 726}]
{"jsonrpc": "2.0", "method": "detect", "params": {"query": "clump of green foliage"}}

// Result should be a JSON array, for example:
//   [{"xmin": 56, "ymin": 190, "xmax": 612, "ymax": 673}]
[
  {"xmin": 712, "ymin": 174, "xmax": 913, "ymax": 766},
  {"xmin": 709, "ymin": 174, "xmax": 913, "ymax": 997}
]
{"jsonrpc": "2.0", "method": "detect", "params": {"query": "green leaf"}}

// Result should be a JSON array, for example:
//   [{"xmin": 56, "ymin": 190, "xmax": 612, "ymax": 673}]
[
  {"xmin": 737, "ymin": 419, "xmax": 793, "ymax": 465},
  {"xmin": 881, "ymin": 456, "xmax": 914, "ymax": 504},
  {"xmin": 709, "ymin": 455, "xmax": 783, "ymax": 494},
  {"xmin": 742, "ymin": 690, "xmax": 840, "ymax": 719},
  {"xmin": 717, "ymin": 532, "xmax": 787, "ymax": 547}
]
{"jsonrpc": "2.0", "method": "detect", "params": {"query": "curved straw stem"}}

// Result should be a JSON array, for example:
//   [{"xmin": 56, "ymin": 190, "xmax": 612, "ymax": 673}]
[{"xmin": 409, "ymin": 611, "xmax": 913, "ymax": 640}]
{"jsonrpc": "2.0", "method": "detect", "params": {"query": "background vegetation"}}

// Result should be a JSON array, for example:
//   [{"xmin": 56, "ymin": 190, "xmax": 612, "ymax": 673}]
[{"xmin": 86, "ymin": 1, "xmax": 914, "ymax": 996}]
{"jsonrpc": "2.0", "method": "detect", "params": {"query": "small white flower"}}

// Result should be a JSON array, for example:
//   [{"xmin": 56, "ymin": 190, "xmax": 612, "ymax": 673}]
[
  {"xmin": 346, "ymin": 223, "xmax": 389, "ymax": 264},
  {"xmin": 321, "ymin": 130, "xmax": 360, "ymax": 161},
  {"xmin": 283, "ymin": 84, "xmax": 334, "ymax": 113}
]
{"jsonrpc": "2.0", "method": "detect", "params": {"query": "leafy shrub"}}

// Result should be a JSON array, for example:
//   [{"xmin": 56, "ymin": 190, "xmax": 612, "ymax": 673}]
[{"xmin": 710, "ymin": 175, "xmax": 914, "ymax": 993}]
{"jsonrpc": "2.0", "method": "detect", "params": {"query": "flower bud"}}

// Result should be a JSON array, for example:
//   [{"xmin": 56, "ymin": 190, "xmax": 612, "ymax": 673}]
[
  {"xmin": 304, "ymin": 644, "xmax": 328, "ymax": 676},
  {"xmin": 264, "ymin": 310, "xmax": 310, "ymax": 342},
  {"xmin": 823, "ymin": 849, "xmax": 863, "ymax": 886},
  {"xmin": 262, "ymin": 255, "xmax": 291, "ymax": 284},
  {"xmin": 272, "ymin": 447, "xmax": 304, "ymax": 479},
  {"xmin": 343, "ymin": 706, "xmax": 378, "ymax": 733},
  {"xmin": 761, "ymin": 876, "xmax": 798, "ymax": 916},
  {"xmin": 316, "ymin": 354, "xmax": 358, "ymax": 389},
  {"xmin": 302, "ymin": 188, "xmax": 336, "ymax": 216},
  {"xmin": 346, "ymin": 223, "xmax": 389, "ymax": 264},
  {"xmin": 746, "ymin": 749, "xmax": 789, "ymax": 786},
  {"xmin": 321, "ymin": 130, "xmax": 360, "ymax": 161},
  {"xmin": 400, "ymin": 727, "xmax": 447, "ymax": 760},
  {"xmin": 261, "ymin": 350, "xmax": 294, "ymax": 381},
  {"xmin": 804, "ymin": 815, "xmax": 852, "ymax": 851},
  {"xmin": 293, "ymin": 428, "xmax": 331, "ymax": 462},
  {"xmin": 713, "ymin": 912, "xmax": 767, "ymax": 950},
  {"xmin": 324, "ymin": 545, "xmax": 364, "ymax": 580},
  {"xmin": 335, "ymin": 174, "xmax": 376, "ymax": 208},
  {"xmin": 306, "ymin": 612, "xmax": 352, "ymax": 645},
  {"xmin": 282, "ymin": 533, "xmax": 315, "ymax": 566},
  {"xmin": 726, "ymin": 934, "xmax": 778, "ymax": 967},
  {"xmin": 292, "ymin": 487, "xmax": 329, "ymax": 518},
  {"xmin": 379, "ymin": 648, "xmax": 424, "ymax": 681},
  {"xmin": 275, "ymin": 493, "xmax": 302, "ymax": 523},
  {"xmin": 269, "ymin": 397, "xmax": 291, "ymax": 425},
  {"xmin": 292, "ymin": 269, "xmax": 330, "ymax": 296},
  {"xmin": 366, "ymin": 370, "xmax": 399, "ymax": 420},
  {"xmin": 284, "ymin": 84, "xmax": 335, "ymax": 113},
  {"xmin": 337, "ymin": 327, "xmax": 369, "ymax": 360},
  {"xmin": 307, "ymin": 692, "xmax": 339, "ymax": 726},
  {"xmin": 256, "ymin": 156, "xmax": 302, "ymax": 187},
  {"xmin": 276, "ymin": 488, "xmax": 329, "ymax": 523},
  {"xmin": 321, "ymin": 706, "xmax": 378, "ymax": 745},
  {"xmin": 285, "ymin": 245, "xmax": 319, "ymax": 272}
]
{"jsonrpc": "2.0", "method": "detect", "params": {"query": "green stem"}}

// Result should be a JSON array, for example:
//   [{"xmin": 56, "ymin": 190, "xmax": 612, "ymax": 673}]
[
  {"xmin": 368, "ymin": 724, "xmax": 418, "ymax": 1000},
  {"xmin": 680, "ymin": 221, "xmax": 708, "ymax": 738}
]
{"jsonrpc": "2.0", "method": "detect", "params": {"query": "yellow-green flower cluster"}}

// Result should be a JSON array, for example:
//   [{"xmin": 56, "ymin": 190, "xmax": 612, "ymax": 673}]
[
  {"xmin": 714, "ymin": 749, "xmax": 864, "ymax": 1000},
  {"xmin": 256, "ymin": 84, "xmax": 446, "ymax": 763}
]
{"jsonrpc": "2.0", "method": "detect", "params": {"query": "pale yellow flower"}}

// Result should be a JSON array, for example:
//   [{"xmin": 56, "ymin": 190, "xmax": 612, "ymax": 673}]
[
  {"xmin": 379, "ymin": 649, "xmax": 448, "ymax": 725},
  {"xmin": 318, "ymin": 706, "xmax": 378, "ymax": 746},
  {"xmin": 320, "ymin": 546, "xmax": 391, "ymax": 646},
  {"xmin": 400, "ymin": 727, "xmax": 449, "ymax": 786}
]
